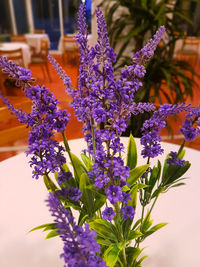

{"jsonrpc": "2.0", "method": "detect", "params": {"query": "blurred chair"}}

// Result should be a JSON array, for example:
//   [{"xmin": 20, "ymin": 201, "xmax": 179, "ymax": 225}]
[
  {"xmin": 62, "ymin": 35, "xmax": 79, "ymax": 65},
  {"xmin": 0, "ymin": 96, "xmax": 31, "ymax": 147},
  {"xmin": 10, "ymin": 34, "xmax": 27, "ymax": 43},
  {"xmin": 30, "ymin": 39, "xmax": 51, "ymax": 82},
  {"xmin": 34, "ymin": 29, "xmax": 45, "ymax": 34},
  {"xmin": 176, "ymin": 37, "xmax": 200, "ymax": 66},
  {"xmin": 0, "ymin": 48, "xmax": 25, "ymax": 95},
  {"xmin": 0, "ymin": 48, "xmax": 24, "ymax": 66}
]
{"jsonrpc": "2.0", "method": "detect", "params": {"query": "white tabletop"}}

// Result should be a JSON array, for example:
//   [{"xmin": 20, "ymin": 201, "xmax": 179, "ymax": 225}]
[
  {"xmin": 0, "ymin": 138, "xmax": 199, "ymax": 267},
  {"xmin": 0, "ymin": 42, "xmax": 31, "ymax": 68},
  {"xmin": 25, "ymin": 33, "xmax": 50, "ymax": 54}
]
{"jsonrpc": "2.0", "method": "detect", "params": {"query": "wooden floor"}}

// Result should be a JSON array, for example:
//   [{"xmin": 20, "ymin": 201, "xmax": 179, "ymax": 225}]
[{"xmin": 0, "ymin": 54, "xmax": 199, "ymax": 161}]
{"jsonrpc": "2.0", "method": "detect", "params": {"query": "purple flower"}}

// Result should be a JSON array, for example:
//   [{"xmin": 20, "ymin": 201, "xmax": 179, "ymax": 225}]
[
  {"xmin": 122, "ymin": 191, "xmax": 131, "ymax": 205},
  {"xmin": 0, "ymin": 57, "xmax": 70, "ymax": 179},
  {"xmin": 133, "ymin": 26, "xmax": 165, "ymax": 64},
  {"xmin": 166, "ymin": 151, "xmax": 185, "ymax": 167},
  {"xmin": 47, "ymin": 193, "xmax": 106, "ymax": 267},
  {"xmin": 180, "ymin": 106, "xmax": 200, "ymax": 141},
  {"xmin": 141, "ymin": 104, "xmax": 191, "ymax": 159},
  {"xmin": 0, "ymin": 56, "xmax": 32, "ymax": 83},
  {"xmin": 57, "ymin": 171, "xmax": 73, "ymax": 185},
  {"xmin": 68, "ymin": 187, "xmax": 82, "ymax": 201},
  {"xmin": 102, "ymin": 207, "xmax": 115, "ymax": 221},
  {"xmin": 121, "ymin": 205, "xmax": 135, "ymax": 220},
  {"xmin": 105, "ymin": 184, "xmax": 123, "ymax": 204}
]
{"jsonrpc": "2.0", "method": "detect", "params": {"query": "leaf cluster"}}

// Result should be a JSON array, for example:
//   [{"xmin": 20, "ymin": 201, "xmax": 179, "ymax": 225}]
[{"xmin": 30, "ymin": 135, "xmax": 191, "ymax": 266}]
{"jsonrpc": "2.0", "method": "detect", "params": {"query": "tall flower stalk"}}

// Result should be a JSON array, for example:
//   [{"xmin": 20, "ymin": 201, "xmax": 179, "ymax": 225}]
[{"xmin": 0, "ymin": 3, "xmax": 199, "ymax": 267}]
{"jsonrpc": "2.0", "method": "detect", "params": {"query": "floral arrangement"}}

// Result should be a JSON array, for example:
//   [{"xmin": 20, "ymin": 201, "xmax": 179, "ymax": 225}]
[{"xmin": 0, "ymin": 4, "xmax": 200, "ymax": 267}]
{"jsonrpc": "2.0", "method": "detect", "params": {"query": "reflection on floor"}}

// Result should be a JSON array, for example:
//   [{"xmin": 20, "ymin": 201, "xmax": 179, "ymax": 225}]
[{"xmin": 0, "ymin": 55, "xmax": 199, "ymax": 161}]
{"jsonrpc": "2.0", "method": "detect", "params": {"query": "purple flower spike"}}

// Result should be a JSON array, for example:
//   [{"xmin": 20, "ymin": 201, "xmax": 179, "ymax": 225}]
[
  {"xmin": 47, "ymin": 193, "xmax": 106, "ymax": 267},
  {"xmin": 133, "ymin": 26, "xmax": 165, "ymax": 65},
  {"xmin": 180, "ymin": 105, "xmax": 200, "ymax": 141},
  {"xmin": 141, "ymin": 103, "xmax": 191, "ymax": 159},
  {"xmin": 166, "ymin": 152, "xmax": 185, "ymax": 167}
]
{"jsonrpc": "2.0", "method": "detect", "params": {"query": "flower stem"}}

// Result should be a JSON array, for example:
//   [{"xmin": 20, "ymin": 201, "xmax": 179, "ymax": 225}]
[
  {"xmin": 61, "ymin": 131, "xmax": 78, "ymax": 180},
  {"xmin": 90, "ymin": 116, "xmax": 96, "ymax": 155},
  {"xmin": 177, "ymin": 139, "xmax": 186, "ymax": 157}
]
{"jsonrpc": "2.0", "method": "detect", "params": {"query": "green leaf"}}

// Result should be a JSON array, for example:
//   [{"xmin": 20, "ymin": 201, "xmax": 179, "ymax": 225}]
[
  {"xmin": 61, "ymin": 163, "xmax": 70, "ymax": 172},
  {"xmin": 70, "ymin": 152, "xmax": 87, "ymax": 183},
  {"xmin": 127, "ymin": 164, "xmax": 149, "ymax": 186},
  {"xmin": 96, "ymin": 236, "xmax": 112, "ymax": 246},
  {"xmin": 126, "ymin": 134, "xmax": 137, "ymax": 169},
  {"xmin": 29, "ymin": 223, "xmax": 57, "ymax": 233},
  {"xmin": 162, "ymin": 160, "xmax": 191, "ymax": 187},
  {"xmin": 127, "ymin": 230, "xmax": 142, "ymax": 242},
  {"xmin": 128, "ymin": 184, "xmax": 138, "ymax": 210},
  {"xmin": 137, "ymin": 255, "xmax": 148, "ymax": 265},
  {"xmin": 154, "ymin": 2, "xmax": 165, "ymax": 21},
  {"xmin": 104, "ymin": 244, "xmax": 120, "ymax": 267},
  {"xmin": 151, "ymin": 186, "xmax": 164, "ymax": 199},
  {"xmin": 94, "ymin": 193, "xmax": 106, "ymax": 212},
  {"xmin": 140, "ymin": 214, "xmax": 153, "ymax": 233},
  {"xmin": 132, "ymin": 219, "xmax": 142, "ymax": 230},
  {"xmin": 174, "ymin": 11, "xmax": 192, "ymax": 24},
  {"xmin": 81, "ymin": 153, "xmax": 93, "ymax": 171},
  {"xmin": 45, "ymin": 229, "xmax": 59, "ymax": 239},
  {"xmin": 43, "ymin": 175, "xmax": 58, "ymax": 192},
  {"xmin": 89, "ymin": 219, "xmax": 118, "ymax": 242},
  {"xmin": 79, "ymin": 173, "xmax": 94, "ymax": 216},
  {"xmin": 148, "ymin": 162, "xmax": 161, "ymax": 194},
  {"xmin": 141, "ymin": 0, "xmax": 147, "ymax": 9},
  {"xmin": 144, "ymin": 222, "xmax": 168, "ymax": 237},
  {"xmin": 78, "ymin": 214, "xmax": 88, "ymax": 226},
  {"xmin": 126, "ymin": 247, "xmax": 143, "ymax": 266}
]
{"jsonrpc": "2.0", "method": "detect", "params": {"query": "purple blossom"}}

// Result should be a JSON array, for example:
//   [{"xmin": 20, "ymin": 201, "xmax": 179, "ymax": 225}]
[
  {"xmin": 57, "ymin": 187, "xmax": 82, "ymax": 202},
  {"xmin": 68, "ymin": 187, "xmax": 82, "ymax": 201},
  {"xmin": 47, "ymin": 193, "xmax": 106, "ymax": 267},
  {"xmin": 57, "ymin": 171, "xmax": 73, "ymax": 185},
  {"xmin": 133, "ymin": 26, "xmax": 165, "ymax": 64},
  {"xmin": 122, "ymin": 191, "xmax": 131, "ymax": 205},
  {"xmin": 141, "ymin": 104, "xmax": 191, "ymax": 159},
  {"xmin": 102, "ymin": 207, "xmax": 115, "ymax": 221},
  {"xmin": 0, "ymin": 56, "xmax": 32, "ymax": 89},
  {"xmin": 121, "ymin": 205, "xmax": 135, "ymax": 220},
  {"xmin": 105, "ymin": 184, "xmax": 123, "ymax": 204},
  {"xmin": 180, "ymin": 106, "xmax": 200, "ymax": 141},
  {"xmin": 0, "ymin": 57, "xmax": 70, "ymax": 179},
  {"xmin": 166, "ymin": 152, "xmax": 185, "ymax": 167}
]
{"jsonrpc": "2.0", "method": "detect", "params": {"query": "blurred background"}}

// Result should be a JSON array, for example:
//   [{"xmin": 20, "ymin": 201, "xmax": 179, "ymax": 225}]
[{"xmin": 0, "ymin": 0, "xmax": 200, "ymax": 161}]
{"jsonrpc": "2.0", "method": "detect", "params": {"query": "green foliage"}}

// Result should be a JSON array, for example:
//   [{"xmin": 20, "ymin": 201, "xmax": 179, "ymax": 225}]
[
  {"xmin": 104, "ymin": 244, "xmax": 121, "ymax": 267},
  {"xmin": 127, "ymin": 165, "xmax": 150, "ymax": 186},
  {"xmin": 126, "ymin": 134, "xmax": 137, "ymax": 169},
  {"xmin": 30, "ymin": 136, "xmax": 191, "ymax": 266}
]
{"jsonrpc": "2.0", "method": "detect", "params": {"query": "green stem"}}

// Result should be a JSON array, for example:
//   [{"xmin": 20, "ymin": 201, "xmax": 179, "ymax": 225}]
[
  {"xmin": 177, "ymin": 139, "xmax": 186, "ymax": 157},
  {"xmin": 122, "ymin": 247, "xmax": 127, "ymax": 267},
  {"xmin": 141, "ymin": 204, "xmax": 145, "ymax": 223},
  {"xmin": 90, "ymin": 116, "xmax": 96, "ymax": 155},
  {"xmin": 61, "ymin": 131, "xmax": 78, "ymax": 179},
  {"xmin": 114, "ymin": 202, "xmax": 127, "ymax": 266},
  {"xmin": 114, "ymin": 202, "xmax": 121, "ymax": 220},
  {"xmin": 146, "ymin": 193, "xmax": 159, "ymax": 219}
]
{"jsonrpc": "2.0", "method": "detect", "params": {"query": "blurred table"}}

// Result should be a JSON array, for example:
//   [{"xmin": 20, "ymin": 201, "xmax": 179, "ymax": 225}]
[
  {"xmin": 0, "ymin": 42, "xmax": 31, "ymax": 68},
  {"xmin": 25, "ymin": 33, "xmax": 50, "ymax": 54},
  {"xmin": 0, "ymin": 138, "xmax": 199, "ymax": 267}
]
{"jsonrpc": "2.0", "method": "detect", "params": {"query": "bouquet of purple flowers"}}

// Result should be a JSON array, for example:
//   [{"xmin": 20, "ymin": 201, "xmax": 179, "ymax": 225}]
[{"xmin": 0, "ymin": 4, "xmax": 200, "ymax": 267}]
